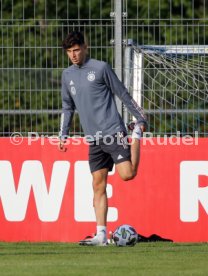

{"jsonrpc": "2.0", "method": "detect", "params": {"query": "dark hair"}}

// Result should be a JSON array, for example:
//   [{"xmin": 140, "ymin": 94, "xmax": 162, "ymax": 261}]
[{"xmin": 62, "ymin": 31, "xmax": 85, "ymax": 49}]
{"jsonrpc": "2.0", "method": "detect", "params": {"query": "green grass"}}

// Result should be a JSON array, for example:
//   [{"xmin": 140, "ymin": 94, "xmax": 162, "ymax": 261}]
[{"xmin": 0, "ymin": 242, "xmax": 208, "ymax": 276}]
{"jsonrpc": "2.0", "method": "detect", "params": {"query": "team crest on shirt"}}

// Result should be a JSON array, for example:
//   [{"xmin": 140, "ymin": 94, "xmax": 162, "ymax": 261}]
[{"xmin": 87, "ymin": 71, "xmax": 95, "ymax": 81}]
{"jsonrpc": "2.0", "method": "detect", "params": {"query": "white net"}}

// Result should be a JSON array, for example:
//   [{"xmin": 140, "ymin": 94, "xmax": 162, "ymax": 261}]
[{"xmin": 130, "ymin": 46, "xmax": 208, "ymax": 137}]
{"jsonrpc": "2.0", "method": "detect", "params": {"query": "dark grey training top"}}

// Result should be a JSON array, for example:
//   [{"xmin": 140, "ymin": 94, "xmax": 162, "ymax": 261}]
[{"xmin": 59, "ymin": 58, "xmax": 146, "ymax": 140}]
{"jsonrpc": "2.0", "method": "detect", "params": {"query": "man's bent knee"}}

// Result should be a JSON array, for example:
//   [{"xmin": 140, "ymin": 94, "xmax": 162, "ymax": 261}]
[
  {"xmin": 120, "ymin": 171, "xmax": 136, "ymax": 181},
  {"xmin": 116, "ymin": 161, "xmax": 137, "ymax": 181}
]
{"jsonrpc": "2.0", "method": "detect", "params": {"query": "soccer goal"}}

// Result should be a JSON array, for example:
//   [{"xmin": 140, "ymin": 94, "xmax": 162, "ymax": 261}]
[{"xmin": 124, "ymin": 44, "xmax": 208, "ymax": 137}]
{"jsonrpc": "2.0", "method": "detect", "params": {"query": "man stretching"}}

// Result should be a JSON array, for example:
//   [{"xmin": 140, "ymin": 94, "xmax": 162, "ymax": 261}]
[{"xmin": 58, "ymin": 31, "xmax": 147, "ymax": 246}]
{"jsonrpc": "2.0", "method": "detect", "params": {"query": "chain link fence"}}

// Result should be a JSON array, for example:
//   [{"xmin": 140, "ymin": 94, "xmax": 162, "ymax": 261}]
[{"xmin": 1, "ymin": 0, "xmax": 208, "ymax": 137}]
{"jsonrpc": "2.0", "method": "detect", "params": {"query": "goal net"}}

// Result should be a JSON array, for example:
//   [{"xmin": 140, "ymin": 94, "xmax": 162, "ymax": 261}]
[{"xmin": 124, "ymin": 45, "xmax": 208, "ymax": 137}]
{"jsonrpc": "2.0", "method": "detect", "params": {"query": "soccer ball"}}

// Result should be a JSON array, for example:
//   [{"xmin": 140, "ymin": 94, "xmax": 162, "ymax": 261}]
[{"xmin": 112, "ymin": 224, "xmax": 138, "ymax": 246}]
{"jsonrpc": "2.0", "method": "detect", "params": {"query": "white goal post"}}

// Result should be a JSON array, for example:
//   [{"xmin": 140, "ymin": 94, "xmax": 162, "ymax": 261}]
[{"xmin": 124, "ymin": 44, "xmax": 208, "ymax": 136}]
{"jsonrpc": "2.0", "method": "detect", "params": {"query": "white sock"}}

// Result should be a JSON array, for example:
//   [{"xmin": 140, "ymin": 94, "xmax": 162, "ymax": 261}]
[
  {"xmin": 132, "ymin": 125, "xmax": 142, "ymax": 140},
  {"xmin": 96, "ymin": 226, "xmax": 107, "ymax": 240}
]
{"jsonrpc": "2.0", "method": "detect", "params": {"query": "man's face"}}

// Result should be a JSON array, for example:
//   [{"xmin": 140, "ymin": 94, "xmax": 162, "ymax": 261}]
[{"xmin": 66, "ymin": 44, "xmax": 87, "ymax": 65}]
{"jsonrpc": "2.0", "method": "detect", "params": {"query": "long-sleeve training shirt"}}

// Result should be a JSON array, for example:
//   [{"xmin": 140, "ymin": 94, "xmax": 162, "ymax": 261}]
[{"xmin": 59, "ymin": 58, "xmax": 146, "ymax": 140}]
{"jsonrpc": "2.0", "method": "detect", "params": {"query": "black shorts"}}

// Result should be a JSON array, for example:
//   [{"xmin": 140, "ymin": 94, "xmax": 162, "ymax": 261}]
[{"xmin": 89, "ymin": 132, "xmax": 131, "ymax": 173}]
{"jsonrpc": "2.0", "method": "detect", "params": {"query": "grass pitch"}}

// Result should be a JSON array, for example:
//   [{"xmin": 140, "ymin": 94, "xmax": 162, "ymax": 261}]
[{"xmin": 0, "ymin": 242, "xmax": 207, "ymax": 276}]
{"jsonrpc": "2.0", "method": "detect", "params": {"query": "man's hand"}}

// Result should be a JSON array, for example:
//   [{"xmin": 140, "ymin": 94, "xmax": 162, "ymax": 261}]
[
  {"xmin": 58, "ymin": 139, "xmax": 67, "ymax": 152},
  {"xmin": 127, "ymin": 121, "xmax": 146, "ymax": 132},
  {"xmin": 127, "ymin": 121, "xmax": 146, "ymax": 140}
]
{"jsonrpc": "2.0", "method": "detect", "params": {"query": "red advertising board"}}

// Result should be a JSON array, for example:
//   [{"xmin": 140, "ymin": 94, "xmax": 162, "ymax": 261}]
[{"xmin": 0, "ymin": 136, "xmax": 208, "ymax": 242}]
